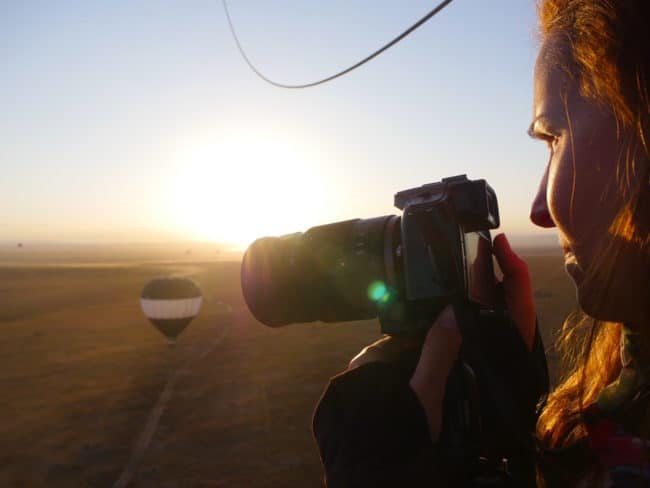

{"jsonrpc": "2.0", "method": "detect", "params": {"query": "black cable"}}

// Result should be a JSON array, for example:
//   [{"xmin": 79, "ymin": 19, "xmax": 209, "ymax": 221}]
[{"xmin": 222, "ymin": 0, "xmax": 455, "ymax": 89}]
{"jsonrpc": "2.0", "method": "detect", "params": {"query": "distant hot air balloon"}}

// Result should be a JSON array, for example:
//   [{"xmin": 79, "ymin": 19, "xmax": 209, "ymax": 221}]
[{"xmin": 140, "ymin": 277, "xmax": 202, "ymax": 345}]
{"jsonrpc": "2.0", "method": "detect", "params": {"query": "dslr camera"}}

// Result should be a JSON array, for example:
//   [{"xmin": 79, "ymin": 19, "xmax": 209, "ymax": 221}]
[{"xmin": 241, "ymin": 174, "xmax": 498, "ymax": 333}]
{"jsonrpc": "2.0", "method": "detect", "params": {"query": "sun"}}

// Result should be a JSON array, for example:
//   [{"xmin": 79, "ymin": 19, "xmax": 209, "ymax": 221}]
[{"xmin": 170, "ymin": 133, "xmax": 332, "ymax": 249}]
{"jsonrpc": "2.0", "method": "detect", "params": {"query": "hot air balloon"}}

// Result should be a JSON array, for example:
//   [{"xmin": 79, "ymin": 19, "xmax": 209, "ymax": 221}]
[{"xmin": 140, "ymin": 277, "xmax": 202, "ymax": 345}]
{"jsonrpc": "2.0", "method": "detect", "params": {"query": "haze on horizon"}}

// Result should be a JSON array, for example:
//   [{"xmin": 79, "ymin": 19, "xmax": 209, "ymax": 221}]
[{"xmin": 2, "ymin": 1, "xmax": 558, "ymax": 251}]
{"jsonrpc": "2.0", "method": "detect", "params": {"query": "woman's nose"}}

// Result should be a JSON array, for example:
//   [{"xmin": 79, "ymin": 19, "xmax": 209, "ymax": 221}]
[{"xmin": 530, "ymin": 165, "xmax": 556, "ymax": 228}]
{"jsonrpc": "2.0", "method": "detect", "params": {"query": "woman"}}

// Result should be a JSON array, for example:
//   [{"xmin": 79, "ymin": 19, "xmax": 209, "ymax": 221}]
[{"xmin": 313, "ymin": 0, "xmax": 650, "ymax": 486}]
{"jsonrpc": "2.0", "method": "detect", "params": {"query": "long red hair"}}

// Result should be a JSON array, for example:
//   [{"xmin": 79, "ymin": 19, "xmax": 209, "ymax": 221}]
[{"xmin": 535, "ymin": 0, "xmax": 650, "ymax": 484}]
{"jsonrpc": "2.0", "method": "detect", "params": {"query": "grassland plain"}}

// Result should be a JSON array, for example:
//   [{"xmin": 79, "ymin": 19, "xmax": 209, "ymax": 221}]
[{"xmin": 0, "ymin": 250, "xmax": 576, "ymax": 487}]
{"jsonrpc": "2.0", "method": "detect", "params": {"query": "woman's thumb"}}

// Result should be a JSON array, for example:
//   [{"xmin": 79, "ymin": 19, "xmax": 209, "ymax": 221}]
[
  {"xmin": 409, "ymin": 305, "xmax": 462, "ymax": 441},
  {"xmin": 419, "ymin": 305, "xmax": 462, "ymax": 374}
]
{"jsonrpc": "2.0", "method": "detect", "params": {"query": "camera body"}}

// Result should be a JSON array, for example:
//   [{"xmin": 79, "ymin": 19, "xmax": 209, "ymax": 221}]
[{"xmin": 378, "ymin": 174, "xmax": 499, "ymax": 336}]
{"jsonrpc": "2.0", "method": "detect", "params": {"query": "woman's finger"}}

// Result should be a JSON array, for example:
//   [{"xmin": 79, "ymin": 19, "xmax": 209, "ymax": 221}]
[{"xmin": 492, "ymin": 233, "xmax": 536, "ymax": 350}]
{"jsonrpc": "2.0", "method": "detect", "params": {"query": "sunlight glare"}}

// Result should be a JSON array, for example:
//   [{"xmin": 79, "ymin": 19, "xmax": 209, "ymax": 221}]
[{"xmin": 170, "ymin": 134, "xmax": 331, "ymax": 249}]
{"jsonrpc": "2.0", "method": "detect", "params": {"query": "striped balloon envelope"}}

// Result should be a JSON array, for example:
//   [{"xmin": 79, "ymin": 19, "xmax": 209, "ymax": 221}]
[{"xmin": 140, "ymin": 277, "xmax": 202, "ymax": 345}]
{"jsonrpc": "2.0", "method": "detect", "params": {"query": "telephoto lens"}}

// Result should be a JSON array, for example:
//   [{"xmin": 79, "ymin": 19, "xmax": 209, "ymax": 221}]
[{"xmin": 240, "ymin": 216, "xmax": 401, "ymax": 327}]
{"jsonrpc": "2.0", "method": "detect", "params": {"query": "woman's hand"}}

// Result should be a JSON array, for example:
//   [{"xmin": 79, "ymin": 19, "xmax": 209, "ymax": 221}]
[
  {"xmin": 345, "ymin": 308, "xmax": 461, "ymax": 443},
  {"xmin": 492, "ymin": 233, "xmax": 536, "ymax": 351},
  {"xmin": 410, "ymin": 233, "xmax": 537, "ymax": 442}
]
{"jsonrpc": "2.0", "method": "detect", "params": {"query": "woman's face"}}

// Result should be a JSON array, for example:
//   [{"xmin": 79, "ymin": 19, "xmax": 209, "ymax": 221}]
[{"xmin": 530, "ymin": 35, "xmax": 648, "ymax": 325}]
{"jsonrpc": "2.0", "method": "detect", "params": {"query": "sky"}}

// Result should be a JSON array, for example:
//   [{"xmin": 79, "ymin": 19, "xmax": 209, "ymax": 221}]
[{"xmin": 2, "ymin": 0, "xmax": 558, "ymax": 249}]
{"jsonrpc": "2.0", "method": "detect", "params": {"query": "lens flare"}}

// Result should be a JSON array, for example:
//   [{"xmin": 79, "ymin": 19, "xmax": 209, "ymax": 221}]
[{"xmin": 368, "ymin": 281, "xmax": 391, "ymax": 303}]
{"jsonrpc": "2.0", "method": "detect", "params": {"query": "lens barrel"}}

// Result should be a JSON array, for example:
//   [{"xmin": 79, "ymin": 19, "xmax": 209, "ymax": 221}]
[{"xmin": 240, "ymin": 216, "xmax": 400, "ymax": 326}]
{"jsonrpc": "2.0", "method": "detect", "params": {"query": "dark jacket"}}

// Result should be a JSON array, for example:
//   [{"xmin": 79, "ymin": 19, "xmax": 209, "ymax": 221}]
[{"xmin": 312, "ymin": 325, "xmax": 549, "ymax": 487}]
